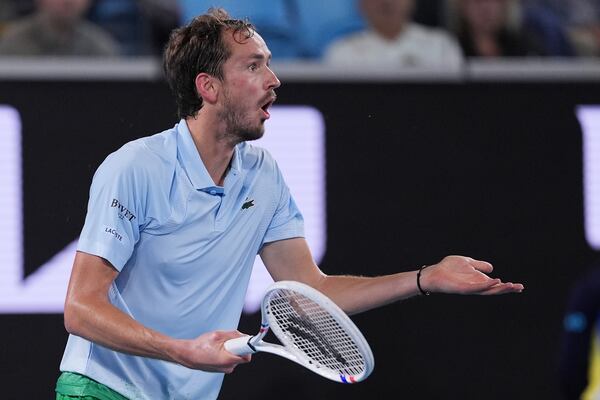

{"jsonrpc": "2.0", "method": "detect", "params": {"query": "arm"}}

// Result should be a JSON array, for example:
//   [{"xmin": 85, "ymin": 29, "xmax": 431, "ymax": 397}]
[
  {"xmin": 63, "ymin": 251, "xmax": 250, "ymax": 373},
  {"xmin": 260, "ymin": 238, "xmax": 524, "ymax": 315}
]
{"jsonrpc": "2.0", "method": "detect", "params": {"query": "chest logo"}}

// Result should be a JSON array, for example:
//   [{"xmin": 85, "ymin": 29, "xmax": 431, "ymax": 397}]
[{"xmin": 242, "ymin": 198, "xmax": 255, "ymax": 210}]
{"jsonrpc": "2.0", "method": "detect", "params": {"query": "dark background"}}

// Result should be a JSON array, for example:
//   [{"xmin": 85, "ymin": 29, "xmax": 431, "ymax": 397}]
[{"xmin": 1, "ymin": 78, "xmax": 598, "ymax": 399}]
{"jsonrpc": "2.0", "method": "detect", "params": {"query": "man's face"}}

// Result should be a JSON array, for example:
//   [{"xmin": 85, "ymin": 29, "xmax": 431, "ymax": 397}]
[
  {"xmin": 217, "ymin": 31, "xmax": 280, "ymax": 142},
  {"xmin": 461, "ymin": 0, "xmax": 507, "ymax": 34},
  {"xmin": 361, "ymin": 0, "xmax": 414, "ymax": 35}
]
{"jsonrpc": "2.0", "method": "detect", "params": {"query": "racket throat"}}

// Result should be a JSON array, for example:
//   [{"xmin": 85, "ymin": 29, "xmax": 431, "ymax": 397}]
[
  {"xmin": 246, "ymin": 336, "xmax": 258, "ymax": 352},
  {"xmin": 246, "ymin": 323, "xmax": 270, "ymax": 351}
]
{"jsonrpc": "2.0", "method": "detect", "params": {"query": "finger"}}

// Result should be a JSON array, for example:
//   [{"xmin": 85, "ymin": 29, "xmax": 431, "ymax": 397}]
[
  {"xmin": 477, "ymin": 282, "xmax": 524, "ymax": 295},
  {"xmin": 219, "ymin": 330, "xmax": 248, "ymax": 341},
  {"xmin": 241, "ymin": 354, "xmax": 252, "ymax": 363},
  {"xmin": 471, "ymin": 260, "xmax": 493, "ymax": 274},
  {"xmin": 468, "ymin": 277, "xmax": 501, "ymax": 290},
  {"xmin": 454, "ymin": 278, "xmax": 499, "ymax": 294},
  {"xmin": 226, "ymin": 353, "xmax": 252, "ymax": 363}
]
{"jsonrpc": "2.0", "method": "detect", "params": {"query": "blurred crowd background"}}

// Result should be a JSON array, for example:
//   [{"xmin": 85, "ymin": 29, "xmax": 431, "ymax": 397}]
[{"xmin": 0, "ymin": 0, "xmax": 599, "ymax": 64}]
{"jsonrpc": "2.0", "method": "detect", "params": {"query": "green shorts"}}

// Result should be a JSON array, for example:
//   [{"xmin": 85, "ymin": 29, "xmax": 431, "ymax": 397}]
[{"xmin": 55, "ymin": 372, "xmax": 129, "ymax": 400}]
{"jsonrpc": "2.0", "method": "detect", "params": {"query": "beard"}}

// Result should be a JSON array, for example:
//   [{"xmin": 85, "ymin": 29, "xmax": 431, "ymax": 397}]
[{"xmin": 218, "ymin": 90, "xmax": 265, "ymax": 144}]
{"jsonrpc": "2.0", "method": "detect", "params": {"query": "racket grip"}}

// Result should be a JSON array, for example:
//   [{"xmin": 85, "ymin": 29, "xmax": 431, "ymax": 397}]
[{"xmin": 224, "ymin": 335, "xmax": 255, "ymax": 356}]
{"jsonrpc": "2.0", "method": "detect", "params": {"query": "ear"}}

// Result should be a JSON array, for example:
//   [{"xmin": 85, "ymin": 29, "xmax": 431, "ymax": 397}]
[{"xmin": 195, "ymin": 73, "xmax": 219, "ymax": 105}]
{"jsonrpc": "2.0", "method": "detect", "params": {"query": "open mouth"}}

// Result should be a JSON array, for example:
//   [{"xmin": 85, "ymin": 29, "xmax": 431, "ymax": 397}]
[{"xmin": 260, "ymin": 97, "xmax": 276, "ymax": 119}]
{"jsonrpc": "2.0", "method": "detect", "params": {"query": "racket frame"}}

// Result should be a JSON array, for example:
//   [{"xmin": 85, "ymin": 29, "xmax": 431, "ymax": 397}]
[{"xmin": 224, "ymin": 281, "xmax": 374, "ymax": 383}]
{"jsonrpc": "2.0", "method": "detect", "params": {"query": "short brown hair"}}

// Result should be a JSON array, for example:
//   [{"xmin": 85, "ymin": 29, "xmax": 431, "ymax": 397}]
[{"xmin": 163, "ymin": 8, "xmax": 255, "ymax": 119}]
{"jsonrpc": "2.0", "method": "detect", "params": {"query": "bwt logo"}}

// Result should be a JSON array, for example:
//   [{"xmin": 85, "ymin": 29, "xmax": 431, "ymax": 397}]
[
  {"xmin": 111, "ymin": 199, "xmax": 136, "ymax": 221},
  {"xmin": 0, "ymin": 105, "xmax": 326, "ymax": 314}
]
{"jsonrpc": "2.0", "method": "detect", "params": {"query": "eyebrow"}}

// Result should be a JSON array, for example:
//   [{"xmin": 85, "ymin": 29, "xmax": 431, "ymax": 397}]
[{"xmin": 247, "ymin": 53, "xmax": 272, "ymax": 62}]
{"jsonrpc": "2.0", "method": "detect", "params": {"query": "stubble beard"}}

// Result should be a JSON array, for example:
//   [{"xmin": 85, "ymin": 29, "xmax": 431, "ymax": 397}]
[{"xmin": 219, "ymin": 91, "xmax": 265, "ymax": 145}]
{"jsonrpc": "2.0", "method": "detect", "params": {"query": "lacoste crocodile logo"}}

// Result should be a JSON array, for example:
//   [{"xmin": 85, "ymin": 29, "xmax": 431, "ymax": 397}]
[{"xmin": 242, "ymin": 199, "xmax": 255, "ymax": 210}]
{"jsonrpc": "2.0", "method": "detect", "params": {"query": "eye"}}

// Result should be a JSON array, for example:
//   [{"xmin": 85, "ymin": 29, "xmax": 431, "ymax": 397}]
[{"xmin": 248, "ymin": 63, "xmax": 258, "ymax": 71}]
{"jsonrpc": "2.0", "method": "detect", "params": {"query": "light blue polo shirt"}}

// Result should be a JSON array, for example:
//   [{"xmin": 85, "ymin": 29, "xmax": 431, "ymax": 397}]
[{"xmin": 60, "ymin": 120, "xmax": 304, "ymax": 399}]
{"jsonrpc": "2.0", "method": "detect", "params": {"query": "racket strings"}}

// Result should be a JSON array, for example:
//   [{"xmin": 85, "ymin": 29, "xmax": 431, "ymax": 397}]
[{"xmin": 267, "ymin": 290, "xmax": 366, "ymax": 377}]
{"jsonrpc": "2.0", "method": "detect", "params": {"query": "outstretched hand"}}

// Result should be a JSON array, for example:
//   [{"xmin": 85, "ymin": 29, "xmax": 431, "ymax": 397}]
[{"xmin": 419, "ymin": 255, "xmax": 524, "ymax": 295}]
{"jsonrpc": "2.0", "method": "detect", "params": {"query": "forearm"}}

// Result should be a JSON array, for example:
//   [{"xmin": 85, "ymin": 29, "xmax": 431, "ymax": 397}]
[
  {"xmin": 64, "ymin": 297, "xmax": 181, "ymax": 363},
  {"xmin": 262, "ymin": 239, "xmax": 523, "ymax": 315},
  {"xmin": 63, "ymin": 252, "xmax": 188, "ymax": 365},
  {"xmin": 314, "ymin": 255, "xmax": 523, "ymax": 314},
  {"xmin": 64, "ymin": 251, "xmax": 250, "ymax": 372},
  {"xmin": 315, "ymin": 271, "xmax": 420, "ymax": 315}
]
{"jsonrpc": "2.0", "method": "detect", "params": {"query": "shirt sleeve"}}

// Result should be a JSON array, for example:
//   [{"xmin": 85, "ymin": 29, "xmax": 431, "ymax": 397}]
[
  {"xmin": 77, "ymin": 145, "xmax": 149, "ymax": 270},
  {"xmin": 261, "ymin": 160, "xmax": 305, "ymax": 245}
]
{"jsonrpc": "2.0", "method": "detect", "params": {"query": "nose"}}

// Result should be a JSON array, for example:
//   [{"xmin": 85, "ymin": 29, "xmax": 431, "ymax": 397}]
[{"xmin": 266, "ymin": 67, "xmax": 281, "ymax": 90}]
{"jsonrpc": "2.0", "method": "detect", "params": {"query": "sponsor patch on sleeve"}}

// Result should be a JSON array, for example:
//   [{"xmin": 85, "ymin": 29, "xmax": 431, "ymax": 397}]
[
  {"xmin": 110, "ymin": 198, "xmax": 136, "ymax": 221},
  {"xmin": 104, "ymin": 226, "xmax": 124, "ymax": 242}
]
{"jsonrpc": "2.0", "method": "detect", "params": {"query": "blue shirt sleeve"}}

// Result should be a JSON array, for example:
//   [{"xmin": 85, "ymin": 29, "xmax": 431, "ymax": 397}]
[{"xmin": 77, "ymin": 143, "xmax": 149, "ymax": 270}]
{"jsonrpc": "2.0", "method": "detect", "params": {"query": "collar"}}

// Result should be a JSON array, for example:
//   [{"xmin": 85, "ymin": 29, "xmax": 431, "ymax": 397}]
[{"xmin": 176, "ymin": 119, "xmax": 242, "ymax": 191}]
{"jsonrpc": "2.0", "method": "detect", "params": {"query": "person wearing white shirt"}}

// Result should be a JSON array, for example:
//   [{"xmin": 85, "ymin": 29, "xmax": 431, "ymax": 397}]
[{"xmin": 324, "ymin": 0, "xmax": 464, "ymax": 70}]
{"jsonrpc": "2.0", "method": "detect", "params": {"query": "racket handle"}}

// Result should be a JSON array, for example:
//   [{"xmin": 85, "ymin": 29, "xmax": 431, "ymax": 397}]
[{"xmin": 224, "ymin": 335, "xmax": 255, "ymax": 356}]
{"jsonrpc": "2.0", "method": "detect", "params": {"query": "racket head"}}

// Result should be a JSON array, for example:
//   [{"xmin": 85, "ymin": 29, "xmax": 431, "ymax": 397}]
[{"xmin": 261, "ymin": 281, "xmax": 374, "ymax": 383}]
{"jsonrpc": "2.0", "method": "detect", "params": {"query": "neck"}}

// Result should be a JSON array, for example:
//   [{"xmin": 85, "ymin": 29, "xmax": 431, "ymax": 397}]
[{"xmin": 185, "ymin": 111, "xmax": 236, "ymax": 186}]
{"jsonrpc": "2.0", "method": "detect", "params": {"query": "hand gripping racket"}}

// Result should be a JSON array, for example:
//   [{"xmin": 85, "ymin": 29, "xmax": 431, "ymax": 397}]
[{"xmin": 224, "ymin": 281, "xmax": 374, "ymax": 383}]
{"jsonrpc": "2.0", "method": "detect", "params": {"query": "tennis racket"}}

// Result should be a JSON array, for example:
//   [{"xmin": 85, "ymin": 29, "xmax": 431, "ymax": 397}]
[{"xmin": 224, "ymin": 280, "xmax": 374, "ymax": 383}]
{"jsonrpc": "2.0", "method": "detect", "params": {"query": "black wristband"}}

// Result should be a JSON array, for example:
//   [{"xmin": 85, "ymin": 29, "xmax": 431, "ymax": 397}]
[{"xmin": 417, "ymin": 265, "xmax": 431, "ymax": 296}]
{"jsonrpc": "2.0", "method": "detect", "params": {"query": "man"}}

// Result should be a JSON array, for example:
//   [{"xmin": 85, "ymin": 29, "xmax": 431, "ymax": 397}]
[
  {"xmin": 56, "ymin": 8, "xmax": 523, "ymax": 400},
  {"xmin": 324, "ymin": 0, "xmax": 463, "ymax": 69},
  {"xmin": 558, "ymin": 261, "xmax": 600, "ymax": 399},
  {"xmin": 0, "ymin": 0, "xmax": 118, "ymax": 56}
]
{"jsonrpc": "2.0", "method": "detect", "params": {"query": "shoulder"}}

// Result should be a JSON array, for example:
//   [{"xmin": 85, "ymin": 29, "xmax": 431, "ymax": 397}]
[
  {"xmin": 75, "ymin": 21, "xmax": 120, "ymax": 56},
  {"xmin": 0, "ymin": 16, "xmax": 37, "ymax": 52},
  {"xmin": 95, "ymin": 127, "xmax": 178, "ymax": 184},
  {"xmin": 1, "ymin": 15, "xmax": 37, "ymax": 38},
  {"xmin": 408, "ymin": 24, "xmax": 458, "ymax": 48},
  {"xmin": 324, "ymin": 30, "xmax": 376, "ymax": 61},
  {"xmin": 407, "ymin": 24, "xmax": 458, "ymax": 45},
  {"xmin": 405, "ymin": 24, "xmax": 463, "ymax": 64}
]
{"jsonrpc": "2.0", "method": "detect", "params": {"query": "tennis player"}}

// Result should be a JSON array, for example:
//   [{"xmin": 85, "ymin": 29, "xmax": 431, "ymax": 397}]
[{"xmin": 56, "ymin": 8, "xmax": 524, "ymax": 400}]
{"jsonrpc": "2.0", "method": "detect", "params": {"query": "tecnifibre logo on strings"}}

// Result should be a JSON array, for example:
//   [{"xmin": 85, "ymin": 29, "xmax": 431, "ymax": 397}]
[{"xmin": 0, "ymin": 105, "xmax": 326, "ymax": 313}]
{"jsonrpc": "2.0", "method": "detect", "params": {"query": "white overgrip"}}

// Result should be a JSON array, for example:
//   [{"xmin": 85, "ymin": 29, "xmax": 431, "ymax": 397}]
[{"xmin": 224, "ymin": 335, "xmax": 256, "ymax": 356}]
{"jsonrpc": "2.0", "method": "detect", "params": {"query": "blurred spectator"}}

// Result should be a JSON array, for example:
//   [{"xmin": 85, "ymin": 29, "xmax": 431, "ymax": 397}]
[
  {"xmin": 88, "ymin": 0, "xmax": 180, "ymax": 56},
  {"xmin": 323, "ymin": 0, "xmax": 464, "ymax": 69},
  {"xmin": 0, "ymin": 1, "xmax": 17, "ymax": 37},
  {"xmin": 520, "ymin": 0, "xmax": 575, "ymax": 56},
  {"xmin": 558, "ymin": 262, "xmax": 600, "ymax": 400},
  {"xmin": 0, "ymin": 0, "xmax": 119, "ymax": 56},
  {"xmin": 524, "ymin": 0, "xmax": 600, "ymax": 56},
  {"xmin": 450, "ymin": 0, "xmax": 544, "ymax": 57}
]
